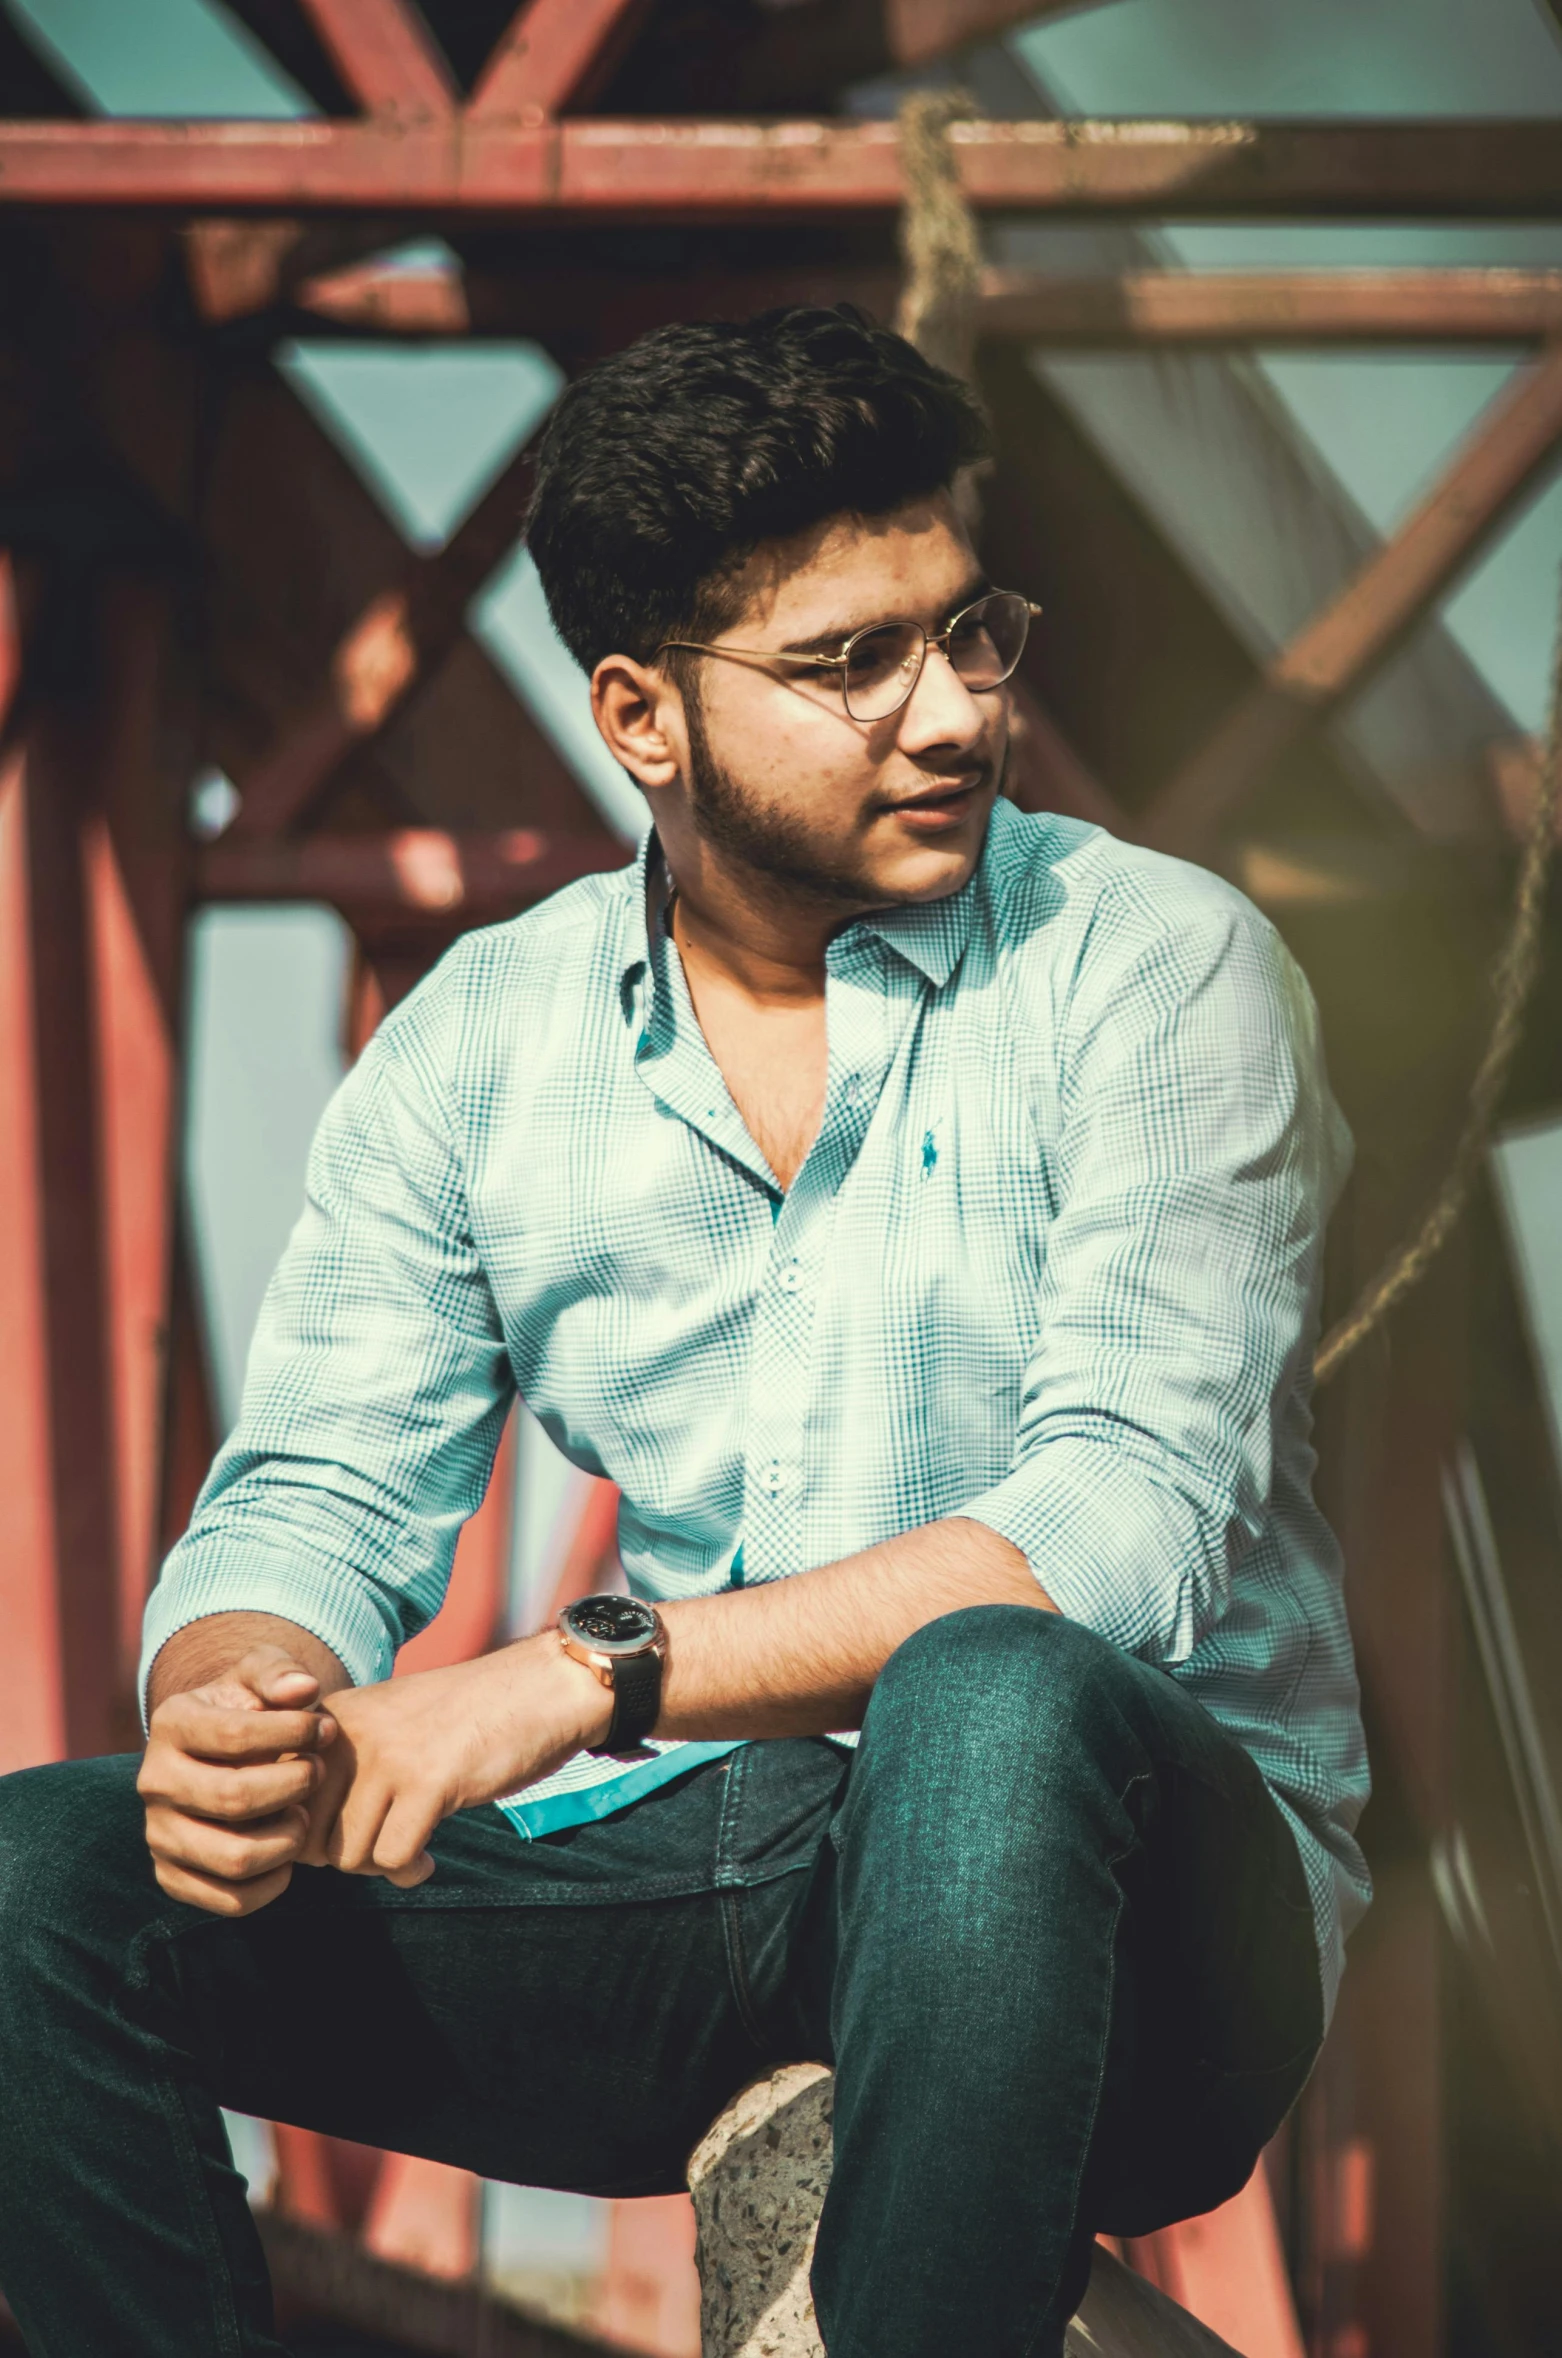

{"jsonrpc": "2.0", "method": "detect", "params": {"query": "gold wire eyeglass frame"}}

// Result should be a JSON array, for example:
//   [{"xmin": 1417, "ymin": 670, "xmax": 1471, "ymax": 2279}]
[{"xmin": 655, "ymin": 591, "xmax": 1043, "ymax": 722}]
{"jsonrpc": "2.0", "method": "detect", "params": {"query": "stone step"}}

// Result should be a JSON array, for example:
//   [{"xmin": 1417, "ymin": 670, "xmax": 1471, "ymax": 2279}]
[{"xmin": 688, "ymin": 2064, "xmax": 1240, "ymax": 2358}]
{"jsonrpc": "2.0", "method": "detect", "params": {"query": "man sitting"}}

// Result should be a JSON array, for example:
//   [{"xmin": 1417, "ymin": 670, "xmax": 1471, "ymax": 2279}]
[{"xmin": 0, "ymin": 305, "xmax": 1367, "ymax": 2358}]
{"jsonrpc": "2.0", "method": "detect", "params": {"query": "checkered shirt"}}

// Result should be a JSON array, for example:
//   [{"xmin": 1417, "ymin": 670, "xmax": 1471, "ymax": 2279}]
[{"xmin": 144, "ymin": 798, "xmax": 1370, "ymax": 2014}]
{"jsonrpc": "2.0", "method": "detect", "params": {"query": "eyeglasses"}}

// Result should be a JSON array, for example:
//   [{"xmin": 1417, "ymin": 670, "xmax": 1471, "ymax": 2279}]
[{"xmin": 656, "ymin": 590, "xmax": 1042, "ymax": 724}]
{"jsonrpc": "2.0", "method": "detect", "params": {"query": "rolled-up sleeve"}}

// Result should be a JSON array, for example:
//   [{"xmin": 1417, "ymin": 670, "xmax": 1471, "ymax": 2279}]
[
  {"xmin": 140, "ymin": 1011, "xmax": 512, "ymax": 1712},
  {"xmin": 960, "ymin": 878, "xmax": 1351, "ymax": 1664}
]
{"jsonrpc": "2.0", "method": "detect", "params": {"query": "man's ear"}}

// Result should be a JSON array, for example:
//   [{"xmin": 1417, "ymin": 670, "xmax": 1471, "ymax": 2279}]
[{"xmin": 591, "ymin": 655, "xmax": 687, "ymax": 794}]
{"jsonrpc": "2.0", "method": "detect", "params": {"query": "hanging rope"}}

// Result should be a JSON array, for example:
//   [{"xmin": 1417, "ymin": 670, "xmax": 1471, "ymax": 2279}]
[
  {"xmin": 895, "ymin": 89, "xmax": 983, "ymax": 383},
  {"xmin": 1313, "ymin": 582, "xmax": 1562, "ymax": 1385},
  {"xmin": 892, "ymin": 96, "xmax": 1560, "ymax": 1386}
]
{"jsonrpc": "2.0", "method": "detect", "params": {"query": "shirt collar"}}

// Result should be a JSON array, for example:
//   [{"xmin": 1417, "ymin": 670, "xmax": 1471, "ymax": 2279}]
[
  {"xmin": 616, "ymin": 810, "xmax": 992, "ymax": 1007},
  {"xmin": 617, "ymin": 828, "xmax": 665, "ymax": 999},
  {"xmin": 851, "ymin": 856, "xmax": 981, "ymax": 987}
]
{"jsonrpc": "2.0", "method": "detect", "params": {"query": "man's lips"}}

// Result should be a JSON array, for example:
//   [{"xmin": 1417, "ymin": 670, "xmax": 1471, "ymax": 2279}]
[{"xmin": 882, "ymin": 776, "xmax": 988, "ymax": 827}]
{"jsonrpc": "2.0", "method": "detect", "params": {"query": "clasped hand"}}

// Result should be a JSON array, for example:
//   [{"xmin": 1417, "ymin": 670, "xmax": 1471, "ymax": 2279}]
[{"xmin": 137, "ymin": 1637, "xmax": 612, "ymax": 1916}]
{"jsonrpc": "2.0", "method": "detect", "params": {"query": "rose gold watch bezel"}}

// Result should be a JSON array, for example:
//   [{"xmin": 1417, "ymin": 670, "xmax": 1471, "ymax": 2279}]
[{"xmin": 556, "ymin": 1600, "xmax": 668, "ymax": 1690}]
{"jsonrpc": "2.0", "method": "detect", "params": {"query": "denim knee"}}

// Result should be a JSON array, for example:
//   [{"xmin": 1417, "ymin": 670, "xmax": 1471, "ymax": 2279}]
[
  {"xmin": 830, "ymin": 1613, "xmax": 1151, "ymax": 2020},
  {"xmin": 0, "ymin": 1756, "xmax": 149, "ymax": 1961},
  {"xmin": 867, "ymin": 1605, "xmax": 1137, "ymax": 1761},
  {"xmin": 833, "ymin": 1611, "xmax": 1150, "ymax": 1905}
]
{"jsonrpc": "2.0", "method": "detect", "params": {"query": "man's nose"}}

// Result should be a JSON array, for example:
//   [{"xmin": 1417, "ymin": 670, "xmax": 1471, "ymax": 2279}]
[{"xmin": 896, "ymin": 644, "xmax": 989, "ymax": 753}]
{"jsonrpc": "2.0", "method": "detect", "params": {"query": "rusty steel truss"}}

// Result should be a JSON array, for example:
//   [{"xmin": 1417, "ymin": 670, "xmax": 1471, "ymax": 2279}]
[{"xmin": 4, "ymin": 4, "xmax": 1562, "ymax": 2354}]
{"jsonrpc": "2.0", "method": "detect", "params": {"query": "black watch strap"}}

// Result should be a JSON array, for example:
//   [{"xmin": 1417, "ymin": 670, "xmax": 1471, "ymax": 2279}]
[{"xmin": 590, "ymin": 1646, "xmax": 663, "ymax": 1755}]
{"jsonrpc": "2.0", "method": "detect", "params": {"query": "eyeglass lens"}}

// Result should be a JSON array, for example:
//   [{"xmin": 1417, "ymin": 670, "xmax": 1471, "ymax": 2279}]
[{"xmin": 843, "ymin": 592, "xmax": 1032, "ymax": 721}]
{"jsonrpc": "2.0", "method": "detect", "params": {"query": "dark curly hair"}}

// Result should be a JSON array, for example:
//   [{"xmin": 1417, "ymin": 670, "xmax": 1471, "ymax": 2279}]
[{"xmin": 525, "ymin": 305, "xmax": 991, "ymax": 678}]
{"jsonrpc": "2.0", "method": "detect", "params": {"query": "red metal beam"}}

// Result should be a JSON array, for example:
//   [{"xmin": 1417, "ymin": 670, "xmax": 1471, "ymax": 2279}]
[
  {"xmin": 467, "ymin": 0, "xmax": 653, "ymax": 123},
  {"xmin": 5, "ymin": 118, "xmax": 1562, "ymax": 217},
  {"xmin": 594, "ymin": 2194, "xmax": 699, "ymax": 2355},
  {"xmin": 226, "ymin": 428, "xmax": 544, "ymax": 838},
  {"xmin": 197, "ymin": 827, "xmax": 622, "ymax": 914},
  {"xmin": 292, "ymin": 254, "xmax": 898, "ymax": 351},
  {"xmin": 979, "ymin": 265, "xmax": 1562, "ymax": 345},
  {"xmin": 0, "ymin": 581, "xmax": 66, "ymax": 1774},
  {"xmin": 159, "ymin": 1219, "xmax": 219, "ymax": 1558},
  {"xmin": 93, "ymin": 866, "xmax": 180, "ymax": 1666},
  {"xmin": 298, "ymin": 250, "xmax": 469, "ymax": 329},
  {"xmin": 0, "ymin": 565, "xmax": 191, "ymax": 1764},
  {"xmin": 1142, "ymin": 340, "xmax": 1562, "ymax": 854},
  {"xmin": 294, "ymin": 0, "xmax": 456, "ymax": 117},
  {"xmin": 362, "ymin": 2153, "xmax": 481, "ymax": 2280},
  {"xmin": 183, "ymin": 216, "xmax": 410, "ymax": 322},
  {"xmin": 232, "ymin": 585, "xmax": 427, "ymax": 834},
  {"xmin": 0, "ymin": 560, "xmax": 122, "ymax": 1769},
  {"xmin": 87, "ymin": 590, "xmax": 187, "ymax": 1671},
  {"xmin": 282, "ymin": 261, "xmax": 1562, "ymax": 350},
  {"xmin": 185, "ymin": 216, "xmax": 308, "ymax": 319}
]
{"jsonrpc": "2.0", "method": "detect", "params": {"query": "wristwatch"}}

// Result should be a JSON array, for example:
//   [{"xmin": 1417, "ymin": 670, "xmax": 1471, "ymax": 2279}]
[{"xmin": 558, "ymin": 1594, "xmax": 668, "ymax": 1755}]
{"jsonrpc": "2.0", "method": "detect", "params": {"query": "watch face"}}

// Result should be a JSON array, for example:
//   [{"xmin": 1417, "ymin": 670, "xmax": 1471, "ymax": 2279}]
[{"xmin": 564, "ymin": 1594, "xmax": 659, "ymax": 1653}]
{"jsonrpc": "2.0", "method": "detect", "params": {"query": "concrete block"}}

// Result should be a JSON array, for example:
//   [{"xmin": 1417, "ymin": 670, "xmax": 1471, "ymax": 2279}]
[{"xmin": 687, "ymin": 2066, "xmax": 1240, "ymax": 2358}]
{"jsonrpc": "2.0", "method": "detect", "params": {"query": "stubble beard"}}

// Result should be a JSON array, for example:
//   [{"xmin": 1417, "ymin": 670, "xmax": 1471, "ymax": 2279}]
[{"xmin": 683, "ymin": 693, "xmax": 1002, "ymax": 913}]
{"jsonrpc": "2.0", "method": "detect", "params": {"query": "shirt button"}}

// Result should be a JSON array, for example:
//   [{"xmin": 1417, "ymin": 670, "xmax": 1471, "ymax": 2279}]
[
  {"xmin": 844, "ymin": 1073, "xmax": 864, "ymax": 1104},
  {"xmin": 779, "ymin": 1262, "xmax": 802, "ymax": 1293},
  {"xmin": 765, "ymin": 1461, "xmax": 786, "ymax": 1495}
]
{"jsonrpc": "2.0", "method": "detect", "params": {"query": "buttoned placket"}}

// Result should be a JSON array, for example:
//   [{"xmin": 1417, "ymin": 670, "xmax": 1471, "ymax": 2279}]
[
  {"xmin": 626, "ymin": 888, "xmax": 934, "ymax": 1587},
  {"xmin": 742, "ymin": 929, "xmax": 926, "ymax": 1579}
]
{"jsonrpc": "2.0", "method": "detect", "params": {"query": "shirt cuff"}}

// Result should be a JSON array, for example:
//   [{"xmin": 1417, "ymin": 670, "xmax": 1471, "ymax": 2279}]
[
  {"xmin": 138, "ymin": 1539, "xmax": 402, "ymax": 1728},
  {"xmin": 957, "ymin": 1453, "xmax": 1211, "ymax": 1665}
]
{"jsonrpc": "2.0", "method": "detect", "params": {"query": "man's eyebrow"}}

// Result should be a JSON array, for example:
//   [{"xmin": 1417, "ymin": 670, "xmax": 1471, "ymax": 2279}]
[{"xmin": 775, "ymin": 573, "xmax": 993, "ymax": 657}]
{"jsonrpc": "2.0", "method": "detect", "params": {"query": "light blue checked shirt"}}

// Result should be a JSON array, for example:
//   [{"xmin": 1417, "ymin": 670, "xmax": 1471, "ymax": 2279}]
[{"xmin": 144, "ymin": 799, "xmax": 1369, "ymax": 2013}]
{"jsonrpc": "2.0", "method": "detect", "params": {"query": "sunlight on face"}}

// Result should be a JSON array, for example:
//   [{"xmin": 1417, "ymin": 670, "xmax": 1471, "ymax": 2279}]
[{"xmin": 683, "ymin": 493, "xmax": 1009, "ymax": 908}]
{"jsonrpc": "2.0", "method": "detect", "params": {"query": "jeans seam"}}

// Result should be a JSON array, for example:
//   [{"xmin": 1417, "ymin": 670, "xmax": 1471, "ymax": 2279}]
[
  {"xmin": 712, "ymin": 1745, "xmax": 771, "ymax": 2050},
  {"xmin": 719, "ymin": 1891, "xmax": 771, "ymax": 2054},
  {"xmin": 333, "ymin": 1868, "xmax": 732, "ymax": 1909},
  {"xmin": 713, "ymin": 1741, "xmax": 751, "ymax": 1883},
  {"xmin": 123, "ymin": 1919, "xmax": 250, "ymax": 2358},
  {"xmin": 1020, "ymin": 1764, "xmax": 1154, "ymax": 2358}
]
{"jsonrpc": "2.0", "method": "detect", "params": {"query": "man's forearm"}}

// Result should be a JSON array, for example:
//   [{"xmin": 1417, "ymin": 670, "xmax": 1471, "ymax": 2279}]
[
  {"xmin": 145, "ymin": 1612, "xmax": 350, "ymax": 1720},
  {"xmin": 655, "ymin": 1518, "xmax": 1053, "ymax": 1741}
]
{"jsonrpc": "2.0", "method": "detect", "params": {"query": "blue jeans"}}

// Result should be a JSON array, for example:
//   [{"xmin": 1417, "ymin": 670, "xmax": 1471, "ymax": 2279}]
[{"xmin": 0, "ymin": 1609, "xmax": 1323, "ymax": 2356}]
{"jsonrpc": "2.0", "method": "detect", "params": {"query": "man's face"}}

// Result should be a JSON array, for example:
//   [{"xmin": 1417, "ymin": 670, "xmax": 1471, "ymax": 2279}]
[{"xmin": 674, "ymin": 492, "xmax": 1007, "ymax": 910}]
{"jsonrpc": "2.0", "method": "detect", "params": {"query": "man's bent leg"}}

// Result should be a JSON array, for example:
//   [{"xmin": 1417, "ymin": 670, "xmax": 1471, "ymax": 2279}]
[
  {"xmin": 0, "ymin": 1746, "xmax": 837, "ymax": 2356},
  {"xmin": 809, "ymin": 1608, "xmax": 1323, "ymax": 2358}
]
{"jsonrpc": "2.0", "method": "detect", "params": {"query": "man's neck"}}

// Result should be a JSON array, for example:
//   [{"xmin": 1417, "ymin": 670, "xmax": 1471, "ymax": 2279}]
[
  {"xmin": 658, "ymin": 838, "xmax": 874, "ymax": 1007},
  {"xmin": 653, "ymin": 844, "xmax": 836, "ymax": 1190}
]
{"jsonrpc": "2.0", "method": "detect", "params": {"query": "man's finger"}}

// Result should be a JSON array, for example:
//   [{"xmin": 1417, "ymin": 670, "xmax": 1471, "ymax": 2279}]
[
  {"xmin": 232, "ymin": 1648, "xmax": 324, "ymax": 1710},
  {"xmin": 150, "ymin": 1697, "xmax": 335, "ymax": 1764},
  {"xmin": 295, "ymin": 1733, "xmax": 356, "ymax": 1869},
  {"xmin": 374, "ymin": 1793, "xmax": 441, "ymax": 1881},
  {"xmin": 143, "ymin": 1804, "xmax": 311, "ymax": 1887},
  {"xmin": 137, "ymin": 1747, "xmax": 321, "ymax": 1823},
  {"xmin": 378, "ymin": 1850, "xmax": 436, "ymax": 1889},
  {"xmin": 325, "ymin": 1774, "xmax": 433, "ymax": 1885},
  {"xmin": 151, "ymin": 1855, "xmax": 296, "ymax": 1918},
  {"xmin": 325, "ymin": 1780, "xmax": 392, "ymax": 1878}
]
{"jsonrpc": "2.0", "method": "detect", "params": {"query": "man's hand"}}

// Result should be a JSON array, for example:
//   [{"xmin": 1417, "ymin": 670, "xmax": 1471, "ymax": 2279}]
[
  {"xmin": 139, "ymin": 1640, "xmax": 342, "ymax": 1916},
  {"xmin": 302, "ymin": 1635, "xmax": 613, "ymax": 1884},
  {"xmin": 138, "ymin": 1520, "xmax": 1045, "ymax": 1912}
]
